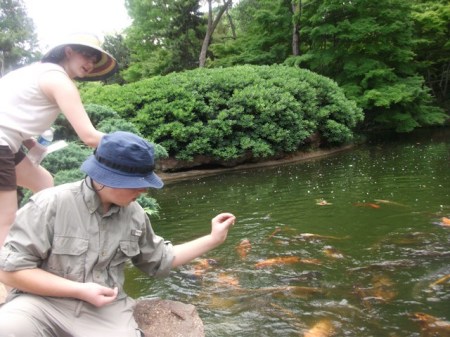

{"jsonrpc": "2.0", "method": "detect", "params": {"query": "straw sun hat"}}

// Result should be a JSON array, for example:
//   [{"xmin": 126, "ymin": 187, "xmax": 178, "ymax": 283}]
[{"xmin": 42, "ymin": 33, "xmax": 118, "ymax": 81}]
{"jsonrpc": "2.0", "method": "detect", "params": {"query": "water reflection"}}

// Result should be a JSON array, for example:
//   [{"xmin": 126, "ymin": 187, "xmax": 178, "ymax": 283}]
[{"xmin": 125, "ymin": 128, "xmax": 450, "ymax": 337}]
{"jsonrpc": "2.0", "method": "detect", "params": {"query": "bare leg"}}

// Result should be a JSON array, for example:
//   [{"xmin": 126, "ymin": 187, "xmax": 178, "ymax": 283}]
[
  {"xmin": 16, "ymin": 155, "xmax": 54, "ymax": 193},
  {"xmin": 0, "ymin": 189, "xmax": 17, "ymax": 246}
]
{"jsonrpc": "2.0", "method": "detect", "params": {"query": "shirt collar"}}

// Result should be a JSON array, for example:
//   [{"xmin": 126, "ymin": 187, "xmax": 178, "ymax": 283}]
[
  {"xmin": 81, "ymin": 177, "xmax": 122, "ymax": 216},
  {"xmin": 81, "ymin": 178, "xmax": 103, "ymax": 214}
]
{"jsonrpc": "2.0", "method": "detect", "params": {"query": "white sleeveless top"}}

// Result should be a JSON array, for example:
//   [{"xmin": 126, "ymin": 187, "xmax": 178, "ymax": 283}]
[{"xmin": 0, "ymin": 62, "xmax": 67, "ymax": 152}]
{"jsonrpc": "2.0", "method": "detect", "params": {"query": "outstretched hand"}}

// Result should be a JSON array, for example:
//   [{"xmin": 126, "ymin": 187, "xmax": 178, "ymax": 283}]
[
  {"xmin": 78, "ymin": 283, "xmax": 118, "ymax": 307},
  {"xmin": 211, "ymin": 212, "xmax": 236, "ymax": 244}
]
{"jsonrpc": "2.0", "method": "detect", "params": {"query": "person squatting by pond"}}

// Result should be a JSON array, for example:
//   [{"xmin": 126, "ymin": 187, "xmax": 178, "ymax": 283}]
[
  {"xmin": 0, "ymin": 33, "xmax": 118, "ymax": 247},
  {"xmin": 0, "ymin": 131, "xmax": 236, "ymax": 337}
]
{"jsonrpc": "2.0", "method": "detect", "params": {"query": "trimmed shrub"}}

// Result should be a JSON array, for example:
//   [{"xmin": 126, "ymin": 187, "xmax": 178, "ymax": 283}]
[{"xmin": 81, "ymin": 65, "xmax": 363, "ymax": 161}]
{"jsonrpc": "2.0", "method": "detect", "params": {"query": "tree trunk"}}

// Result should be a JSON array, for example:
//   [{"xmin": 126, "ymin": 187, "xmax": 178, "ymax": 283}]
[
  {"xmin": 199, "ymin": 0, "xmax": 233, "ymax": 67},
  {"xmin": 225, "ymin": 0, "xmax": 237, "ymax": 39},
  {"xmin": 291, "ymin": 1, "xmax": 301, "ymax": 56}
]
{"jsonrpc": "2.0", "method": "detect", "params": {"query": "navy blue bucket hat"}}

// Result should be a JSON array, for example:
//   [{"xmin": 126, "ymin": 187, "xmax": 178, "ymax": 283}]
[{"xmin": 81, "ymin": 131, "xmax": 163, "ymax": 189}]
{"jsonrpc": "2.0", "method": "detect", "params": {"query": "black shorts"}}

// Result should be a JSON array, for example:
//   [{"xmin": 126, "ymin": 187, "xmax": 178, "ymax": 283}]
[{"xmin": 0, "ymin": 145, "xmax": 26, "ymax": 191}]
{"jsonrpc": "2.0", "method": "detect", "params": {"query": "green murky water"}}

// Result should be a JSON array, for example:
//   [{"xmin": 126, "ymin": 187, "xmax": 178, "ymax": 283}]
[{"xmin": 125, "ymin": 128, "xmax": 450, "ymax": 337}]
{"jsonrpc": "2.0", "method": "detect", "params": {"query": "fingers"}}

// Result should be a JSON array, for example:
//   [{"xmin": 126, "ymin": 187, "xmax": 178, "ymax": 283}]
[
  {"xmin": 214, "ymin": 213, "xmax": 236, "ymax": 224},
  {"xmin": 101, "ymin": 286, "xmax": 118, "ymax": 299},
  {"xmin": 94, "ymin": 286, "xmax": 118, "ymax": 307}
]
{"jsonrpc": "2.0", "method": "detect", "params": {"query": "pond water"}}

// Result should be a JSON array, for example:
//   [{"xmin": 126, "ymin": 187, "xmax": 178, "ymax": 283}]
[{"xmin": 125, "ymin": 128, "xmax": 450, "ymax": 337}]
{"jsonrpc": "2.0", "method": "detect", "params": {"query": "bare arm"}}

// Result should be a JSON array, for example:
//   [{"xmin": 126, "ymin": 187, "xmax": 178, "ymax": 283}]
[
  {"xmin": 0, "ymin": 268, "xmax": 117, "ymax": 307},
  {"xmin": 39, "ymin": 71, "xmax": 104, "ymax": 148},
  {"xmin": 171, "ymin": 212, "xmax": 236, "ymax": 267}
]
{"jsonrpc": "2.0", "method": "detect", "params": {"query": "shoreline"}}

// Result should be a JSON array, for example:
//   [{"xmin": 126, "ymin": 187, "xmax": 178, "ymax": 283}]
[{"xmin": 157, "ymin": 144, "xmax": 355, "ymax": 184}]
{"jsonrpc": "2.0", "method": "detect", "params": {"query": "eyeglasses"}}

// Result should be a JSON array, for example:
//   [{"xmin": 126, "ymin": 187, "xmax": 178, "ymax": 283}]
[
  {"xmin": 72, "ymin": 47, "xmax": 102, "ymax": 64},
  {"xmin": 80, "ymin": 50, "xmax": 101, "ymax": 64}
]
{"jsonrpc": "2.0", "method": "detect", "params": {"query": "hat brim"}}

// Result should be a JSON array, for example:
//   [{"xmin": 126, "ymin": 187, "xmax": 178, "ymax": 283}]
[
  {"xmin": 43, "ymin": 42, "xmax": 118, "ymax": 81},
  {"xmin": 81, "ymin": 155, "xmax": 164, "ymax": 189}
]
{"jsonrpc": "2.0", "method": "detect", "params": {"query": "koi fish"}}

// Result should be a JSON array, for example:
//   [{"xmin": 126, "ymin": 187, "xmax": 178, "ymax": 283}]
[
  {"xmin": 348, "ymin": 259, "xmax": 416, "ymax": 272},
  {"xmin": 304, "ymin": 319, "xmax": 335, "ymax": 337},
  {"xmin": 191, "ymin": 258, "xmax": 217, "ymax": 277},
  {"xmin": 215, "ymin": 273, "xmax": 240, "ymax": 288},
  {"xmin": 316, "ymin": 199, "xmax": 332, "ymax": 206},
  {"xmin": 374, "ymin": 199, "xmax": 407, "ymax": 207},
  {"xmin": 270, "ymin": 303, "xmax": 297, "ymax": 319},
  {"xmin": 323, "ymin": 246, "xmax": 344, "ymax": 259},
  {"xmin": 353, "ymin": 202, "xmax": 380, "ymax": 209},
  {"xmin": 430, "ymin": 274, "xmax": 450, "ymax": 288},
  {"xmin": 265, "ymin": 227, "xmax": 282, "ymax": 241},
  {"xmin": 353, "ymin": 274, "xmax": 396, "ymax": 307},
  {"xmin": 265, "ymin": 226, "xmax": 297, "ymax": 242},
  {"xmin": 236, "ymin": 239, "xmax": 252, "ymax": 259},
  {"xmin": 242, "ymin": 285, "xmax": 324, "ymax": 298},
  {"xmin": 295, "ymin": 233, "xmax": 345, "ymax": 241},
  {"xmin": 255, "ymin": 256, "xmax": 322, "ymax": 269},
  {"xmin": 441, "ymin": 217, "xmax": 450, "ymax": 226},
  {"xmin": 279, "ymin": 285, "xmax": 324, "ymax": 298},
  {"xmin": 371, "ymin": 274, "xmax": 396, "ymax": 301},
  {"xmin": 412, "ymin": 312, "xmax": 450, "ymax": 336}
]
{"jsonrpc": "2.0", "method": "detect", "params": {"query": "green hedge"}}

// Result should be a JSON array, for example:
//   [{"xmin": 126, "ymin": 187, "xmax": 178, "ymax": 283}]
[{"xmin": 81, "ymin": 65, "xmax": 364, "ymax": 161}]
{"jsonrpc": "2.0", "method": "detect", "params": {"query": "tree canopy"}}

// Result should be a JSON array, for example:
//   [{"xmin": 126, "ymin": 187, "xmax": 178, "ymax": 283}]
[
  {"xmin": 0, "ymin": 0, "xmax": 39, "ymax": 75},
  {"xmin": 1, "ymin": 0, "xmax": 448, "ymax": 133}
]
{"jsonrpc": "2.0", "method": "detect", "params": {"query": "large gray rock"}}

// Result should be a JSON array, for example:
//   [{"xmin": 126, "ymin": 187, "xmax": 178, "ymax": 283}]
[{"xmin": 134, "ymin": 298, "xmax": 205, "ymax": 337}]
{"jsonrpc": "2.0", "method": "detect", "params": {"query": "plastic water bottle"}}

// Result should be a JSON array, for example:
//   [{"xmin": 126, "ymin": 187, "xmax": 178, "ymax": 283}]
[{"xmin": 37, "ymin": 128, "xmax": 54, "ymax": 146}]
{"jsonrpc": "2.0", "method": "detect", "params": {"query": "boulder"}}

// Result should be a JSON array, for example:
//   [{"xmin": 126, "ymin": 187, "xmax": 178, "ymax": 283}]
[{"xmin": 134, "ymin": 298, "xmax": 205, "ymax": 337}]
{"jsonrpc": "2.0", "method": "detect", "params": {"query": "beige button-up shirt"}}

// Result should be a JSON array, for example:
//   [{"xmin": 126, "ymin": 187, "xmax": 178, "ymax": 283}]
[{"xmin": 0, "ymin": 179, "xmax": 174, "ymax": 300}]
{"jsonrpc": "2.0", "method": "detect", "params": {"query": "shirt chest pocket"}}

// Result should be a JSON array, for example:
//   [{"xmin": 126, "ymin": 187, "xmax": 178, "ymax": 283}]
[
  {"xmin": 46, "ymin": 236, "xmax": 89, "ymax": 282},
  {"xmin": 110, "ymin": 240, "xmax": 140, "ymax": 267}
]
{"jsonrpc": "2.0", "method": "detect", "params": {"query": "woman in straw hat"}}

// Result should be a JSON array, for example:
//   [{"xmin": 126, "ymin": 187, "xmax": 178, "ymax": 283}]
[{"xmin": 0, "ymin": 33, "xmax": 118, "ymax": 246}]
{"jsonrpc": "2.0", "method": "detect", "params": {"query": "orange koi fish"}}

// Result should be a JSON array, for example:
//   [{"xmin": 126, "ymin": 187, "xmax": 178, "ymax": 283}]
[
  {"xmin": 192, "ymin": 258, "xmax": 217, "ymax": 277},
  {"xmin": 216, "ymin": 273, "xmax": 240, "ymax": 288},
  {"xmin": 412, "ymin": 312, "xmax": 450, "ymax": 336},
  {"xmin": 441, "ymin": 217, "xmax": 450, "ymax": 226},
  {"xmin": 304, "ymin": 319, "xmax": 335, "ymax": 337},
  {"xmin": 255, "ymin": 256, "xmax": 322, "ymax": 269},
  {"xmin": 430, "ymin": 274, "xmax": 450, "ymax": 288}
]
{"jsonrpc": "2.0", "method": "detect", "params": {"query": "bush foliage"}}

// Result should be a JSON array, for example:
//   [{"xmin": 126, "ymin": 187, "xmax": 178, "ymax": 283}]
[{"xmin": 81, "ymin": 65, "xmax": 364, "ymax": 161}]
